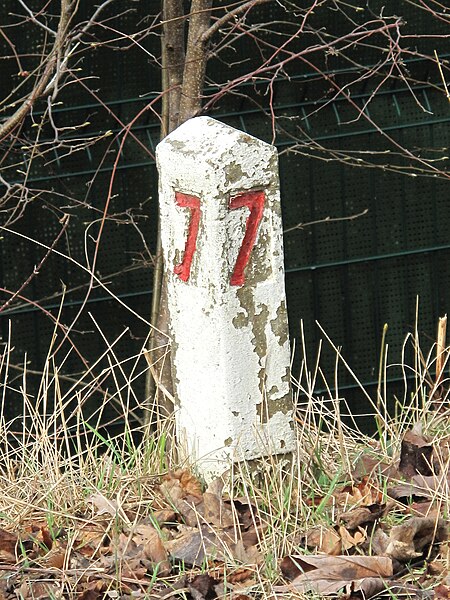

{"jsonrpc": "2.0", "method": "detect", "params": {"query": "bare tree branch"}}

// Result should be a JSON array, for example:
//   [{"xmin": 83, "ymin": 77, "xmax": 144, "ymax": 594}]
[
  {"xmin": 201, "ymin": 0, "xmax": 273, "ymax": 43},
  {"xmin": 284, "ymin": 209, "xmax": 369, "ymax": 234},
  {"xmin": 0, "ymin": 0, "xmax": 75, "ymax": 141},
  {"xmin": 0, "ymin": 215, "xmax": 70, "ymax": 313},
  {"xmin": 16, "ymin": 0, "xmax": 57, "ymax": 37}
]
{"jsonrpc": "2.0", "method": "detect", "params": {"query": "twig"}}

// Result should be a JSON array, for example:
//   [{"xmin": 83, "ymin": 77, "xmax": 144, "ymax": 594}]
[
  {"xmin": 17, "ymin": 0, "xmax": 57, "ymax": 36},
  {"xmin": 0, "ymin": 215, "xmax": 70, "ymax": 313},
  {"xmin": 201, "ymin": 0, "xmax": 274, "ymax": 42},
  {"xmin": 434, "ymin": 49, "xmax": 450, "ymax": 101},
  {"xmin": 1, "ymin": 0, "xmax": 116, "ymax": 140},
  {"xmin": 283, "ymin": 208, "xmax": 369, "ymax": 233},
  {"xmin": 0, "ymin": 0, "xmax": 75, "ymax": 140}
]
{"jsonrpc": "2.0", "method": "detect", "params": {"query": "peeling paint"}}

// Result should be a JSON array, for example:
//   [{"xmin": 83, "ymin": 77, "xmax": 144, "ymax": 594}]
[
  {"xmin": 228, "ymin": 161, "xmax": 247, "ymax": 182},
  {"xmin": 268, "ymin": 384, "xmax": 280, "ymax": 396},
  {"xmin": 270, "ymin": 301, "xmax": 289, "ymax": 347},
  {"xmin": 252, "ymin": 305, "xmax": 269, "ymax": 360},
  {"xmin": 232, "ymin": 312, "xmax": 248, "ymax": 328}
]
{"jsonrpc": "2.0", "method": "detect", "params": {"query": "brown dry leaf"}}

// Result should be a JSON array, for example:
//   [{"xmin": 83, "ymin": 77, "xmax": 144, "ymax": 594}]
[
  {"xmin": 0, "ymin": 529, "xmax": 19, "ymax": 563},
  {"xmin": 277, "ymin": 555, "xmax": 393, "ymax": 596},
  {"xmin": 160, "ymin": 472, "xmax": 203, "ymax": 527},
  {"xmin": 231, "ymin": 498, "xmax": 256, "ymax": 530},
  {"xmin": 389, "ymin": 482, "xmax": 431, "ymax": 501},
  {"xmin": 387, "ymin": 471, "xmax": 447, "ymax": 501},
  {"xmin": 164, "ymin": 525, "xmax": 224, "ymax": 566},
  {"xmin": 150, "ymin": 573, "xmax": 223, "ymax": 600},
  {"xmin": 339, "ymin": 503, "xmax": 385, "ymax": 529},
  {"xmin": 77, "ymin": 580, "xmax": 107, "ymax": 600},
  {"xmin": 399, "ymin": 430, "xmax": 433, "ymax": 479},
  {"xmin": 229, "ymin": 497, "xmax": 265, "ymax": 548},
  {"xmin": 348, "ymin": 577, "xmax": 389, "ymax": 598},
  {"xmin": 179, "ymin": 470, "xmax": 204, "ymax": 498},
  {"xmin": 338, "ymin": 525, "xmax": 366, "ymax": 551},
  {"xmin": 88, "ymin": 491, "xmax": 120, "ymax": 518},
  {"xmin": 427, "ymin": 560, "xmax": 445, "ymax": 577},
  {"xmin": 368, "ymin": 527, "xmax": 390, "ymax": 556},
  {"xmin": 334, "ymin": 476, "xmax": 383, "ymax": 508},
  {"xmin": 74, "ymin": 522, "xmax": 110, "ymax": 558},
  {"xmin": 17, "ymin": 579, "xmax": 63, "ymax": 600},
  {"xmin": 34, "ymin": 539, "xmax": 67, "ymax": 569},
  {"xmin": 150, "ymin": 575, "xmax": 197, "ymax": 599},
  {"xmin": 169, "ymin": 497, "xmax": 200, "ymax": 527},
  {"xmin": 280, "ymin": 555, "xmax": 304, "ymax": 581},
  {"xmin": 24, "ymin": 524, "xmax": 54, "ymax": 551},
  {"xmin": 435, "ymin": 584, "xmax": 450, "ymax": 599},
  {"xmin": 78, "ymin": 586, "xmax": 105, "ymax": 600},
  {"xmin": 228, "ymin": 539, "xmax": 262, "ymax": 565},
  {"xmin": 162, "ymin": 470, "xmax": 203, "ymax": 500},
  {"xmin": 202, "ymin": 478, "xmax": 234, "ymax": 528},
  {"xmin": 304, "ymin": 525, "xmax": 342, "ymax": 555},
  {"xmin": 386, "ymin": 516, "xmax": 447, "ymax": 561},
  {"xmin": 165, "ymin": 523, "xmax": 257, "ymax": 567},
  {"xmin": 240, "ymin": 527, "xmax": 260, "ymax": 549},
  {"xmin": 132, "ymin": 523, "xmax": 171, "ymax": 575},
  {"xmin": 352, "ymin": 453, "xmax": 394, "ymax": 479},
  {"xmin": 227, "ymin": 568, "xmax": 256, "ymax": 584},
  {"xmin": 0, "ymin": 576, "xmax": 11, "ymax": 600},
  {"xmin": 188, "ymin": 573, "xmax": 221, "ymax": 599},
  {"xmin": 152, "ymin": 508, "xmax": 178, "ymax": 527},
  {"xmin": 112, "ymin": 525, "xmax": 171, "ymax": 576},
  {"xmin": 406, "ymin": 500, "xmax": 435, "ymax": 516},
  {"xmin": 412, "ymin": 473, "xmax": 449, "ymax": 493},
  {"xmin": 280, "ymin": 554, "xmax": 393, "ymax": 580}
]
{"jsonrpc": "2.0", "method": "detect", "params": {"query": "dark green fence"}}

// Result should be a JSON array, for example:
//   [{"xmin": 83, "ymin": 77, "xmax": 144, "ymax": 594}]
[{"xmin": 0, "ymin": 2, "xmax": 448, "ymax": 428}]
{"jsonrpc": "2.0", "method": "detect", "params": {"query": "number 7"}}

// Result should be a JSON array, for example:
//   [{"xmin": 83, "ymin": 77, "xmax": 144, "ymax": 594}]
[
  {"xmin": 173, "ymin": 192, "xmax": 201, "ymax": 282},
  {"xmin": 229, "ymin": 190, "xmax": 265, "ymax": 286}
]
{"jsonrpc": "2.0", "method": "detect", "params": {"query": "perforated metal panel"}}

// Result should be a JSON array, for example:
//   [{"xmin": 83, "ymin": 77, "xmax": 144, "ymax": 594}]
[{"xmin": 0, "ymin": 1, "xmax": 449, "ymax": 428}]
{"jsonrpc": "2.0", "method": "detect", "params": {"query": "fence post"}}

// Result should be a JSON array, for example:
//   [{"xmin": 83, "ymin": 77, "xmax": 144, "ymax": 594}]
[{"xmin": 156, "ymin": 116, "xmax": 295, "ymax": 480}]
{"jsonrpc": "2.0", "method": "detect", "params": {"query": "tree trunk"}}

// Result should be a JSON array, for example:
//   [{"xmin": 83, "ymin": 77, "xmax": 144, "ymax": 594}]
[
  {"xmin": 146, "ymin": 0, "xmax": 186, "ymax": 428},
  {"xmin": 146, "ymin": 0, "xmax": 212, "ymax": 434},
  {"xmin": 179, "ymin": 0, "xmax": 213, "ymax": 123}
]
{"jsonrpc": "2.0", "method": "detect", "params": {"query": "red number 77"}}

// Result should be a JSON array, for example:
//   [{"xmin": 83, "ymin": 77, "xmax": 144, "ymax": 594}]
[{"xmin": 173, "ymin": 189, "xmax": 265, "ymax": 285}]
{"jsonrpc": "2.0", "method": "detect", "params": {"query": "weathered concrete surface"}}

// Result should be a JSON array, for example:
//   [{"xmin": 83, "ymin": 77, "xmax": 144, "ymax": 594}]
[{"xmin": 157, "ymin": 116, "xmax": 295, "ymax": 479}]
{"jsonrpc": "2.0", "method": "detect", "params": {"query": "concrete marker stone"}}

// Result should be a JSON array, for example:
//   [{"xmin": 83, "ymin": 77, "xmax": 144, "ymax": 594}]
[{"xmin": 156, "ymin": 116, "xmax": 295, "ymax": 480}]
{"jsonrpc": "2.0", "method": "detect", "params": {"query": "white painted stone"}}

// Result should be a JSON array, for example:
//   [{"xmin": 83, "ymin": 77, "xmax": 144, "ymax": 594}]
[{"xmin": 156, "ymin": 116, "xmax": 295, "ymax": 480}]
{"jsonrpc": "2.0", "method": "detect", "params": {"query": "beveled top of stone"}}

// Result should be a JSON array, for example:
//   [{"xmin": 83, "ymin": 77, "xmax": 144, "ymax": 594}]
[{"xmin": 156, "ymin": 116, "xmax": 275, "ymax": 156}]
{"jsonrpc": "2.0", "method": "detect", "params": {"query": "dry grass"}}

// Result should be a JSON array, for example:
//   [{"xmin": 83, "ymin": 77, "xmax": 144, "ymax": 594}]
[{"xmin": 0, "ymin": 318, "xmax": 447, "ymax": 599}]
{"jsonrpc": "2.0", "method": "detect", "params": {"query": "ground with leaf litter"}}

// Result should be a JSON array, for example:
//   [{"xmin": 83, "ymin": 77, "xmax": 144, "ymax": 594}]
[{"xmin": 1, "ymin": 426, "xmax": 450, "ymax": 599}]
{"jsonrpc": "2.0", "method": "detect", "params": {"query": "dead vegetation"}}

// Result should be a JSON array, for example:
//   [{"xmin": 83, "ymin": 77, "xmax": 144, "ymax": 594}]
[{"xmin": 0, "ymin": 320, "xmax": 448, "ymax": 599}]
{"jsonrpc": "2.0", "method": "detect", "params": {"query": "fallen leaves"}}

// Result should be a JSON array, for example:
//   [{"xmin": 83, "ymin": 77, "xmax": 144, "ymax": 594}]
[
  {"xmin": 339, "ymin": 502, "xmax": 386, "ymax": 529},
  {"xmin": 278, "ymin": 555, "xmax": 393, "ymax": 595},
  {"xmin": 0, "ymin": 470, "xmax": 263, "ymax": 600},
  {"xmin": 112, "ymin": 524, "xmax": 171, "ymax": 577},
  {"xmin": 386, "ymin": 516, "xmax": 447, "ymax": 561},
  {"xmin": 276, "ymin": 427, "xmax": 450, "ymax": 598},
  {"xmin": 161, "ymin": 471, "xmax": 263, "ymax": 569},
  {"xmin": 0, "ymin": 528, "xmax": 20, "ymax": 562},
  {"xmin": 399, "ymin": 430, "xmax": 434, "ymax": 479},
  {"xmin": 2, "ymin": 426, "xmax": 450, "ymax": 600}
]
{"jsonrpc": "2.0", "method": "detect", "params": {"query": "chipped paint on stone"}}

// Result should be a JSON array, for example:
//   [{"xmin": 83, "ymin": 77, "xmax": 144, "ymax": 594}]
[{"xmin": 157, "ymin": 116, "xmax": 295, "ymax": 481}]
